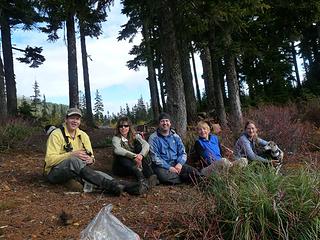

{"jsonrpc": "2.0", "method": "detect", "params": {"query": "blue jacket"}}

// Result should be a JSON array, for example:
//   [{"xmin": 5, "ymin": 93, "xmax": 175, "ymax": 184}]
[
  {"xmin": 148, "ymin": 129, "xmax": 187, "ymax": 170},
  {"xmin": 194, "ymin": 134, "xmax": 222, "ymax": 166},
  {"xmin": 234, "ymin": 133, "xmax": 269, "ymax": 162}
]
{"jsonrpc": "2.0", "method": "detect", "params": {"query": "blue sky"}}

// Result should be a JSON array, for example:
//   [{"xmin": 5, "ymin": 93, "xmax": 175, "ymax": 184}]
[{"xmin": 11, "ymin": 0, "xmax": 204, "ymax": 115}]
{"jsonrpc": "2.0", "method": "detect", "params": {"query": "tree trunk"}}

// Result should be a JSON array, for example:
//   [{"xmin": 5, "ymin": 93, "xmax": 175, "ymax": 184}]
[
  {"xmin": 79, "ymin": 22, "xmax": 94, "ymax": 127},
  {"xmin": 225, "ymin": 51, "xmax": 243, "ymax": 136},
  {"xmin": 66, "ymin": 10, "xmax": 79, "ymax": 108},
  {"xmin": 191, "ymin": 49, "xmax": 201, "ymax": 103},
  {"xmin": 290, "ymin": 41, "xmax": 301, "ymax": 89},
  {"xmin": 158, "ymin": 65, "xmax": 167, "ymax": 112},
  {"xmin": 159, "ymin": 1, "xmax": 187, "ymax": 137},
  {"xmin": 0, "ymin": 55, "xmax": 7, "ymax": 121},
  {"xmin": 1, "ymin": 14, "xmax": 17, "ymax": 116},
  {"xmin": 218, "ymin": 58, "xmax": 227, "ymax": 103},
  {"xmin": 200, "ymin": 45, "xmax": 215, "ymax": 110},
  {"xmin": 142, "ymin": 19, "xmax": 160, "ymax": 121},
  {"xmin": 177, "ymin": 37, "xmax": 197, "ymax": 124},
  {"xmin": 208, "ymin": 27, "xmax": 227, "ymax": 126}
]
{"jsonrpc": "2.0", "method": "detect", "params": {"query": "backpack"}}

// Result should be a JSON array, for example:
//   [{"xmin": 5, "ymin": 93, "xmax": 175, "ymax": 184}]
[
  {"xmin": 44, "ymin": 125, "xmax": 93, "ymax": 155},
  {"xmin": 44, "ymin": 125, "xmax": 73, "ymax": 152}
]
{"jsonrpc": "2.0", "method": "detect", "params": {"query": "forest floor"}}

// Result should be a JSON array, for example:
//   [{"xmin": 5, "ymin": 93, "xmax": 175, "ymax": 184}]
[
  {"xmin": 0, "ymin": 128, "xmax": 205, "ymax": 240},
  {"xmin": 0, "ymin": 128, "xmax": 318, "ymax": 240}
]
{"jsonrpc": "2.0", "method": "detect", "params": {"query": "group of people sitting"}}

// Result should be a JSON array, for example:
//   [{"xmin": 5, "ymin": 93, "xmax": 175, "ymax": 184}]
[{"xmin": 44, "ymin": 108, "xmax": 283, "ymax": 196}]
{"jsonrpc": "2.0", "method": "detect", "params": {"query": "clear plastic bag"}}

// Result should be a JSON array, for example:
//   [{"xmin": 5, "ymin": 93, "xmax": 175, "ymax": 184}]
[{"xmin": 80, "ymin": 204, "xmax": 140, "ymax": 240}]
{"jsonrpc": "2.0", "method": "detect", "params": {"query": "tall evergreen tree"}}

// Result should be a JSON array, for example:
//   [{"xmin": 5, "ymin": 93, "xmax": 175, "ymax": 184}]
[
  {"xmin": 0, "ymin": 55, "xmax": 6, "ymax": 121},
  {"xmin": 30, "ymin": 80, "xmax": 41, "ymax": 115},
  {"xmin": 41, "ymin": 94, "xmax": 49, "ymax": 121},
  {"xmin": 0, "ymin": 0, "xmax": 42, "ymax": 116},
  {"xmin": 93, "ymin": 89, "xmax": 104, "ymax": 124},
  {"xmin": 18, "ymin": 95, "xmax": 33, "ymax": 118}
]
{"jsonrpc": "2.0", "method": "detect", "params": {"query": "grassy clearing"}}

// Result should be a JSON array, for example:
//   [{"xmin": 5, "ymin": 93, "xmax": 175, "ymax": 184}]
[{"xmin": 207, "ymin": 163, "xmax": 320, "ymax": 240}]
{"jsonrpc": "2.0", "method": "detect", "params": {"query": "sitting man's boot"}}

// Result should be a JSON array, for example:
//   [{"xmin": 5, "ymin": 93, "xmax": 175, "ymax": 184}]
[
  {"xmin": 79, "ymin": 166, "xmax": 123, "ymax": 196},
  {"xmin": 118, "ymin": 180, "xmax": 148, "ymax": 195}
]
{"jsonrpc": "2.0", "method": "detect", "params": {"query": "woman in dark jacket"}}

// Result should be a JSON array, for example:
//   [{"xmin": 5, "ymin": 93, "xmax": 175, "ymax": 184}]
[{"xmin": 112, "ymin": 116, "xmax": 158, "ymax": 188}]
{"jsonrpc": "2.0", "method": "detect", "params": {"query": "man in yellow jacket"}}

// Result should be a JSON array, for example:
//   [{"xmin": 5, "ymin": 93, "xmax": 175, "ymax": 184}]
[{"xmin": 44, "ymin": 108, "xmax": 143, "ymax": 196}]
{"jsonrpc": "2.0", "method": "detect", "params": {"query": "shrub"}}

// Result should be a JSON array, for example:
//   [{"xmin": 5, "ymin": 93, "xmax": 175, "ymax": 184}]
[
  {"xmin": 299, "ymin": 98, "xmax": 320, "ymax": 128},
  {"xmin": 0, "ymin": 118, "xmax": 39, "ymax": 150},
  {"xmin": 245, "ymin": 104, "xmax": 314, "ymax": 153},
  {"xmin": 207, "ymin": 163, "xmax": 320, "ymax": 240}
]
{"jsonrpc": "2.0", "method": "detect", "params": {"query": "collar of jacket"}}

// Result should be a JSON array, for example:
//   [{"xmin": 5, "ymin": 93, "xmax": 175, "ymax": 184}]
[
  {"xmin": 198, "ymin": 133, "xmax": 215, "ymax": 141},
  {"xmin": 156, "ymin": 128, "xmax": 176, "ymax": 137},
  {"xmin": 63, "ymin": 123, "xmax": 81, "ymax": 138}
]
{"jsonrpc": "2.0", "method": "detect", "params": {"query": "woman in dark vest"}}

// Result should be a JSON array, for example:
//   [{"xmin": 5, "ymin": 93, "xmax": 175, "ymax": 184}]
[{"xmin": 112, "ymin": 116, "xmax": 158, "ymax": 190}]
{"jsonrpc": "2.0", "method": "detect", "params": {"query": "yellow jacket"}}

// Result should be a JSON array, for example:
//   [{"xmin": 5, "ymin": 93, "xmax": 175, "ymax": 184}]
[{"xmin": 44, "ymin": 125, "xmax": 94, "ymax": 175}]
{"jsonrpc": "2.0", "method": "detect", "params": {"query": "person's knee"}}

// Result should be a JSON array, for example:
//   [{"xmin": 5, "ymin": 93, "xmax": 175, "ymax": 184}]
[
  {"xmin": 154, "ymin": 167, "xmax": 180, "ymax": 184},
  {"xmin": 66, "ymin": 157, "xmax": 86, "ymax": 172}
]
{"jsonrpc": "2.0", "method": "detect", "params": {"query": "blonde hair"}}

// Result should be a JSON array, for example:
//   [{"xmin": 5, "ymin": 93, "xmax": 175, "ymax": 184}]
[{"xmin": 196, "ymin": 121, "xmax": 210, "ymax": 131}]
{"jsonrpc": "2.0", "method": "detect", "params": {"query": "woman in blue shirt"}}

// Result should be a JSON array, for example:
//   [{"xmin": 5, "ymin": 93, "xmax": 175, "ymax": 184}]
[{"xmin": 194, "ymin": 121, "xmax": 232, "ymax": 176}]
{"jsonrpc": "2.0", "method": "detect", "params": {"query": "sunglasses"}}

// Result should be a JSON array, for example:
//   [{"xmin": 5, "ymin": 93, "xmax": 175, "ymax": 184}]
[{"xmin": 119, "ymin": 125, "xmax": 129, "ymax": 128}]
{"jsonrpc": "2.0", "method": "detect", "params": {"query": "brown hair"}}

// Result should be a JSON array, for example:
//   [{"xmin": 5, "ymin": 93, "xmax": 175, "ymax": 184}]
[
  {"xmin": 115, "ymin": 116, "xmax": 136, "ymax": 146},
  {"xmin": 244, "ymin": 120, "xmax": 258, "ymax": 141}
]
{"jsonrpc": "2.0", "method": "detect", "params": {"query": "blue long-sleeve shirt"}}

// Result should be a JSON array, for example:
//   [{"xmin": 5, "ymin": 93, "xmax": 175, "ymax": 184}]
[
  {"xmin": 194, "ymin": 134, "xmax": 222, "ymax": 166},
  {"xmin": 148, "ymin": 129, "xmax": 187, "ymax": 170},
  {"xmin": 234, "ymin": 133, "xmax": 269, "ymax": 163}
]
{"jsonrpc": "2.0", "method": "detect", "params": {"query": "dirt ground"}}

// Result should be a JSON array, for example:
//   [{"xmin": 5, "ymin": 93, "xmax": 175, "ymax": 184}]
[
  {"xmin": 0, "ymin": 129, "xmax": 203, "ymax": 240},
  {"xmin": 0, "ymin": 128, "xmax": 318, "ymax": 240}
]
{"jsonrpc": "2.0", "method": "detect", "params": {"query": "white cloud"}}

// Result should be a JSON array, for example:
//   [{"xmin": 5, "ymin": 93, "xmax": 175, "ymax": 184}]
[
  {"xmin": 11, "ymin": 0, "xmax": 148, "ymax": 113},
  {"xmin": 10, "ymin": 0, "xmax": 205, "ymax": 115}
]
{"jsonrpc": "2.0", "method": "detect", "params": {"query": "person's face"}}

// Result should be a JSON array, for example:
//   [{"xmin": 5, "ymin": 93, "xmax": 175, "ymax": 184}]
[
  {"xmin": 119, "ymin": 121, "xmax": 130, "ymax": 137},
  {"xmin": 246, "ymin": 123, "xmax": 257, "ymax": 139},
  {"xmin": 197, "ymin": 126, "xmax": 210, "ymax": 139},
  {"xmin": 159, "ymin": 119, "xmax": 171, "ymax": 132},
  {"xmin": 65, "ymin": 115, "xmax": 81, "ymax": 132}
]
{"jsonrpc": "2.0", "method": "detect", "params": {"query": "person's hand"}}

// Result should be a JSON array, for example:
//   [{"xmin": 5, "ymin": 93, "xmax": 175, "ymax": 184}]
[
  {"xmin": 134, "ymin": 154, "xmax": 143, "ymax": 168},
  {"xmin": 175, "ymin": 163, "xmax": 182, "ymax": 174},
  {"xmin": 71, "ymin": 150, "xmax": 87, "ymax": 159},
  {"xmin": 71, "ymin": 150, "xmax": 94, "ymax": 165},
  {"xmin": 84, "ymin": 156, "xmax": 95, "ymax": 165},
  {"xmin": 169, "ymin": 166, "xmax": 179, "ymax": 173}
]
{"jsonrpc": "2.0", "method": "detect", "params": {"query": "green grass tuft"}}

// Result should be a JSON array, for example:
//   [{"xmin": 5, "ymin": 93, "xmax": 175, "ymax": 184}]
[{"xmin": 207, "ymin": 163, "xmax": 320, "ymax": 240}]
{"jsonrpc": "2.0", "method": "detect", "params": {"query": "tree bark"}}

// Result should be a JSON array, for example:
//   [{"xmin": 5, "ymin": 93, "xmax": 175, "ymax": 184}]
[
  {"xmin": 290, "ymin": 41, "xmax": 301, "ymax": 89},
  {"xmin": 0, "ymin": 55, "xmax": 7, "ymax": 121},
  {"xmin": 158, "ymin": 65, "xmax": 167, "ymax": 112},
  {"xmin": 208, "ymin": 27, "xmax": 227, "ymax": 126},
  {"xmin": 191, "ymin": 49, "xmax": 201, "ymax": 103},
  {"xmin": 159, "ymin": 1, "xmax": 187, "ymax": 137},
  {"xmin": 142, "ymin": 19, "xmax": 160, "ymax": 121},
  {"xmin": 1, "ymin": 14, "xmax": 17, "ymax": 116},
  {"xmin": 79, "ymin": 22, "xmax": 94, "ymax": 127},
  {"xmin": 66, "ymin": 10, "xmax": 79, "ymax": 108},
  {"xmin": 225, "ymin": 51, "xmax": 243, "ymax": 136},
  {"xmin": 177, "ymin": 37, "xmax": 197, "ymax": 124},
  {"xmin": 200, "ymin": 45, "xmax": 215, "ymax": 110}
]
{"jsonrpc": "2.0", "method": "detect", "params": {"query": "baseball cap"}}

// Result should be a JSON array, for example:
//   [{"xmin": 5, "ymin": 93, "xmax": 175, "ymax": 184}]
[{"xmin": 66, "ymin": 108, "xmax": 82, "ymax": 117}]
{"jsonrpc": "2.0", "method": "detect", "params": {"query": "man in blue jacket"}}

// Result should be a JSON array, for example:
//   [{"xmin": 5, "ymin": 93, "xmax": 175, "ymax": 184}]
[{"xmin": 148, "ymin": 113, "xmax": 201, "ymax": 184}]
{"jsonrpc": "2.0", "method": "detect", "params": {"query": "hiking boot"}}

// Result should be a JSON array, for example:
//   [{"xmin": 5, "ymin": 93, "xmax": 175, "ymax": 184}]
[
  {"xmin": 119, "ymin": 180, "xmax": 148, "ymax": 195},
  {"xmin": 79, "ymin": 166, "xmax": 123, "ymax": 196},
  {"xmin": 102, "ymin": 179, "xmax": 124, "ymax": 196},
  {"xmin": 147, "ymin": 174, "xmax": 159, "ymax": 188}
]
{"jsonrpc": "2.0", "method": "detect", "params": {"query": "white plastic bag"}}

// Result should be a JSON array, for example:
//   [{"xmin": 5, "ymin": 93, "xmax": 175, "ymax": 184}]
[{"xmin": 80, "ymin": 204, "xmax": 140, "ymax": 240}]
